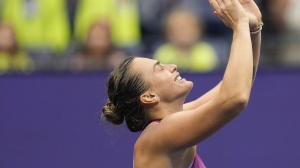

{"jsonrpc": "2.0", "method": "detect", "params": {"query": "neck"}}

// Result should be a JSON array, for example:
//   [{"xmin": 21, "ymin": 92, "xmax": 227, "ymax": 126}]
[
  {"xmin": 147, "ymin": 100, "xmax": 184, "ymax": 122},
  {"xmin": 0, "ymin": 46, "xmax": 16, "ymax": 53},
  {"xmin": 82, "ymin": 47, "xmax": 111, "ymax": 56}
]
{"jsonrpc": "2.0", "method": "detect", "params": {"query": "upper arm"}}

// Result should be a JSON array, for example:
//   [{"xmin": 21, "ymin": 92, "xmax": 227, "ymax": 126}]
[{"xmin": 152, "ymin": 95, "xmax": 245, "ymax": 152}]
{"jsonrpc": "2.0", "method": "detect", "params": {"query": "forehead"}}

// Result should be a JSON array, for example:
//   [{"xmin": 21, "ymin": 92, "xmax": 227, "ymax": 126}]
[
  {"xmin": 131, "ymin": 57, "xmax": 157, "ymax": 75},
  {"xmin": 168, "ymin": 12, "xmax": 197, "ymax": 25}
]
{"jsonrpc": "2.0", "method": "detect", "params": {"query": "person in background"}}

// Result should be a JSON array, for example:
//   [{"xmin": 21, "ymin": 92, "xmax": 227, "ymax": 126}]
[
  {"xmin": 138, "ymin": 0, "xmax": 227, "ymax": 56},
  {"xmin": 0, "ymin": 22, "xmax": 34, "ymax": 74},
  {"xmin": 278, "ymin": 0, "xmax": 300, "ymax": 66},
  {"xmin": 74, "ymin": 0, "xmax": 141, "ymax": 55},
  {"xmin": 0, "ymin": 0, "xmax": 70, "ymax": 54},
  {"xmin": 153, "ymin": 7, "xmax": 219, "ymax": 72},
  {"xmin": 259, "ymin": 0, "xmax": 290, "ymax": 66},
  {"xmin": 102, "ymin": 0, "xmax": 262, "ymax": 166},
  {"xmin": 1, "ymin": 0, "xmax": 70, "ymax": 71},
  {"xmin": 70, "ymin": 20, "xmax": 127, "ymax": 72}
]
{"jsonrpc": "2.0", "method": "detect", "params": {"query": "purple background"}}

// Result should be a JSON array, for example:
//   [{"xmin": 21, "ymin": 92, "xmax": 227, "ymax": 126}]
[{"xmin": 1, "ymin": 70, "xmax": 300, "ymax": 168}]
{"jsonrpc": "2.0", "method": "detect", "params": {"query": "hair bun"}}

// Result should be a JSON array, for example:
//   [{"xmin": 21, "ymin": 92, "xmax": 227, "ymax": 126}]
[{"xmin": 102, "ymin": 100, "xmax": 124, "ymax": 125}]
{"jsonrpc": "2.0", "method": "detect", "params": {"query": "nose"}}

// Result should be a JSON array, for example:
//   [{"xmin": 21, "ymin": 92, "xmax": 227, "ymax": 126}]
[{"xmin": 169, "ymin": 64, "xmax": 177, "ymax": 72}]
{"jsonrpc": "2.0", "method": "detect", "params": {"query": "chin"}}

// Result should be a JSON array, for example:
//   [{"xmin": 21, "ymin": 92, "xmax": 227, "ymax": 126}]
[
  {"xmin": 182, "ymin": 81, "xmax": 193, "ymax": 95},
  {"xmin": 186, "ymin": 80, "xmax": 194, "ymax": 89}
]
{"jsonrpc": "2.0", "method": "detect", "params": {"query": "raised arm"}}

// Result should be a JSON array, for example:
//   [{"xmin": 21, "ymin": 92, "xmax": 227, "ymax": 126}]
[
  {"xmin": 250, "ymin": 27, "xmax": 262, "ymax": 83},
  {"xmin": 240, "ymin": 0, "xmax": 262, "ymax": 83},
  {"xmin": 183, "ymin": 0, "xmax": 262, "ymax": 110},
  {"xmin": 151, "ymin": 0, "xmax": 258, "ymax": 152}
]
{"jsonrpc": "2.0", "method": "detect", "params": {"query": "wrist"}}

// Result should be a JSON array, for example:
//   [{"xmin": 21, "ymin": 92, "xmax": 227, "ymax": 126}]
[
  {"xmin": 250, "ymin": 21, "xmax": 264, "ymax": 34},
  {"xmin": 234, "ymin": 21, "xmax": 250, "ymax": 34}
]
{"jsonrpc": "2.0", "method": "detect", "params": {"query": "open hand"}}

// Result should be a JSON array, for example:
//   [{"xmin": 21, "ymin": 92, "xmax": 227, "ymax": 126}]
[
  {"xmin": 238, "ymin": 0, "xmax": 262, "ymax": 31},
  {"xmin": 211, "ymin": 0, "xmax": 262, "ymax": 31},
  {"xmin": 209, "ymin": 0, "xmax": 249, "ymax": 30}
]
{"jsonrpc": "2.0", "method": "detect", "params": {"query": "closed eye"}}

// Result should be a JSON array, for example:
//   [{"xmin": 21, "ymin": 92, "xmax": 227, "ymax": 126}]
[
  {"xmin": 153, "ymin": 61, "xmax": 165, "ymax": 72},
  {"xmin": 159, "ymin": 65, "xmax": 164, "ymax": 71},
  {"xmin": 153, "ymin": 61, "xmax": 160, "ymax": 72}
]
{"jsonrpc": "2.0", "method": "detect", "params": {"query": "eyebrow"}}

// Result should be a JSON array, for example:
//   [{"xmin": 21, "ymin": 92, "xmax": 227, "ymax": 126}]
[{"xmin": 153, "ymin": 61, "xmax": 160, "ymax": 72}]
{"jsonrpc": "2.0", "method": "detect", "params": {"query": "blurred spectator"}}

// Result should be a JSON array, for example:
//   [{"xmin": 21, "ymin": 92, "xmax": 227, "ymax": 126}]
[
  {"xmin": 153, "ymin": 8, "xmax": 219, "ymax": 72},
  {"xmin": 0, "ymin": 22, "xmax": 34, "ymax": 74},
  {"xmin": 70, "ymin": 21, "xmax": 127, "ymax": 72},
  {"xmin": 261, "ymin": 0, "xmax": 289, "ymax": 35},
  {"xmin": 0, "ymin": 0, "xmax": 70, "ymax": 55},
  {"xmin": 279, "ymin": 0, "xmax": 300, "ymax": 67},
  {"xmin": 74, "ymin": 0, "xmax": 141, "ymax": 54},
  {"xmin": 260, "ymin": 0, "xmax": 290, "ymax": 66},
  {"xmin": 138, "ymin": 0, "xmax": 226, "ymax": 56}
]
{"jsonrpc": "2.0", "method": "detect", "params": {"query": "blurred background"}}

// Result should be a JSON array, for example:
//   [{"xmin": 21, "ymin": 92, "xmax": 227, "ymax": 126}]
[{"xmin": 0, "ymin": 0, "xmax": 300, "ymax": 167}]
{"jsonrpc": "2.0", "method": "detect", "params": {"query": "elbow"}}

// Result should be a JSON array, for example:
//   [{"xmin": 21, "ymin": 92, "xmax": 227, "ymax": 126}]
[
  {"xmin": 218, "ymin": 91, "xmax": 250, "ymax": 115},
  {"xmin": 232, "ymin": 94, "xmax": 249, "ymax": 112}
]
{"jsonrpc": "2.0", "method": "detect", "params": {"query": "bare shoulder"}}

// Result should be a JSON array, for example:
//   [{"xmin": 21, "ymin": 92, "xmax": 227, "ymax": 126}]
[
  {"xmin": 133, "ymin": 120, "xmax": 197, "ymax": 168},
  {"xmin": 133, "ymin": 122, "xmax": 168, "ymax": 167},
  {"xmin": 134, "ymin": 121, "xmax": 160, "ymax": 153}
]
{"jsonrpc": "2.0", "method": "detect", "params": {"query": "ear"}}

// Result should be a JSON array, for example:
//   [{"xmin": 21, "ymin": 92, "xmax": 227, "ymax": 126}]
[{"xmin": 140, "ymin": 92, "xmax": 160, "ymax": 105}]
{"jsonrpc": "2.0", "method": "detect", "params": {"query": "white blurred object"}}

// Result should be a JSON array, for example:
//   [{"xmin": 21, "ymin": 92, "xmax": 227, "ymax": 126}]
[
  {"xmin": 280, "ymin": 0, "xmax": 300, "ymax": 67},
  {"xmin": 284, "ymin": 0, "xmax": 300, "ymax": 32}
]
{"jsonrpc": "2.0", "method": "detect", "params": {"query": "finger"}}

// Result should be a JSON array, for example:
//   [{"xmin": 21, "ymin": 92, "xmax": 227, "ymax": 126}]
[
  {"xmin": 213, "ymin": 11, "xmax": 218, "ymax": 16},
  {"xmin": 209, "ymin": 0, "xmax": 221, "ymax": 15},
  {"xmin": 224, "ymin": 0, "xmax": 244, "ymax": 11},
  {"xmin": 216, "ymin": 0, "xmax": 226, "ymax": 9},
  {"xmin": 212, "ymin": 0, "xmax": 233, "ymax": 27}
]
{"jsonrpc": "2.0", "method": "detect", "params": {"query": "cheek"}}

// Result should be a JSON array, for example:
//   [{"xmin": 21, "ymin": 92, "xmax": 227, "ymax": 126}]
[
  {"xmin": 155, "ymin": 76, "xmax": 175, "ymax": 92},
  {"xmin": 148, "ymin": 75, "xmax": 169, "ymax": 89},
  {"xmin": 160, "ymin": 81, "xmax": 174, "ymax": 91},
  {"xmin": 149, "ymin": 77, "xmax": 164, "ymax": 87}
]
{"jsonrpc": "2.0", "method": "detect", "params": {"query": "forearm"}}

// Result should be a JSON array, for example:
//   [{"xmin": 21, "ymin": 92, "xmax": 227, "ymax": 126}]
[
  {"xmin": 220, "ymin": 23, "xmax": 253, "ymax": 100},
  {"xmin": 250, "ymin": 31, "xmax": 262, "ymax": 83},
  {"xmin": 184, "ymin": 26, "xmax": 259, "ymax": 110}
]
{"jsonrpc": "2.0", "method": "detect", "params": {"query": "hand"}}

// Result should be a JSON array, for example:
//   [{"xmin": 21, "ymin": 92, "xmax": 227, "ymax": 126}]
[
  {"xmin": 238, "ymin": 0, "xmax": 262, "ymax": 31},
  {"xmin": 209, "ymin": 0, "xmax": 249, "ymax": 30},
  {"xmin": 212, "ymin": 0, "xmax": 262, "ymax": 31}
]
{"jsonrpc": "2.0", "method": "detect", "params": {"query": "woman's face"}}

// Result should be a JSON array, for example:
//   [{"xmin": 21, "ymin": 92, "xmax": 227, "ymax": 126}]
[
  {"xmin": 85, "ymin": 22, "xmax": 110, "ymax": 50},
  {"xmin": 166, "ymin": 12, "xmax": 200, "ymax": 48},
  {"xmin": 0, "ymin": 24, "xmax": 15, "ymax": 50},
  {"xmin": 131, "ymin": 57, "xmax": 193, "ymax": 102}
]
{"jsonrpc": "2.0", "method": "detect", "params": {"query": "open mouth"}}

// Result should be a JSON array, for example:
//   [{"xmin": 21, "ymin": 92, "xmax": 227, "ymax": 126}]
[{"xmin": 175, "ymin": 75, "xmax": 183, "ymax": 82}]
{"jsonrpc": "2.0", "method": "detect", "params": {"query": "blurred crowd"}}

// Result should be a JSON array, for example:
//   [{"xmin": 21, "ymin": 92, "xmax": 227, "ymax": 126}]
[{"xmin": 0, "ymin": 0, "xmax": 299, "ymax": 74}]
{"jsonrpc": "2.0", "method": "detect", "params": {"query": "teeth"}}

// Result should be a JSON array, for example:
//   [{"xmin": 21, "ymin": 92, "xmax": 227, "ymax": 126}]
[{"xmin": 176, "ymin": 76, "xmax": 182, "ymax": 81}]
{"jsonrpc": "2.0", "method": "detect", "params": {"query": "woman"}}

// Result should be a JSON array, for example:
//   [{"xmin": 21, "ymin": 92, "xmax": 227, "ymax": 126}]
[
  {"xmin": 153, "ymin": 7, "xmax": 219, "ymax": 72},
  {"xmin": 102, "ymin": 0, "xmax": 262, "ymax": 167},
  {"xmin": 70, "ymin": 20, "xmax": 127, "ymax": 71},
  {"xmin": 0, "ymin": 22, "xmax": 34, "ymax": 74}
]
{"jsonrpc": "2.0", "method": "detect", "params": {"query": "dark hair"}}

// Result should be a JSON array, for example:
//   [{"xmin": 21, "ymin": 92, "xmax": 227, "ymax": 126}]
[{"xmin": 102, "ymin": 56, "xmax": 149, "ymax": 132}]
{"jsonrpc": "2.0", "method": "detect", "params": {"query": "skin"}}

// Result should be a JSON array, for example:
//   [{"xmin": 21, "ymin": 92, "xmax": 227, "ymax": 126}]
[
  {"xmin": 133, "ymin": 0, "xmax": 262, "ymax": 167},
  {"xmin": 0, "ymin": 23, "xmax": 16, "ymax": 52},
  {"xmin": 166, "ymin": 11, "xmax": 201, "ymax": 51}
]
